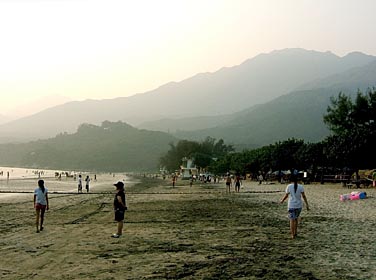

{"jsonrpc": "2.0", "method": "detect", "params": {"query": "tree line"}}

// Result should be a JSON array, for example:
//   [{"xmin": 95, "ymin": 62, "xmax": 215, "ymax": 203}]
[{"xmin": 160, "ymin": 89, "xmax": 376, "ymax": 179}]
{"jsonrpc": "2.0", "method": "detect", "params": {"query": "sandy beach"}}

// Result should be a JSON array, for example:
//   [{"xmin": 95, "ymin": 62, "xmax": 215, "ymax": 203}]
[{"xmin": 0, "ymin": 174, "xmax": 375, "ymax": 280}]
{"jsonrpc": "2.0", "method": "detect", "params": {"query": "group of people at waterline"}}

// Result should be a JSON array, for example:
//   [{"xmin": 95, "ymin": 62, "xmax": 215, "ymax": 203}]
[
  {"xmin": 34, "ymin": 174, "xmax": 308, "ymax": 240},
  {"xmin": 33, "ymin": 179, "xmax": 127, "ymax": 238}
]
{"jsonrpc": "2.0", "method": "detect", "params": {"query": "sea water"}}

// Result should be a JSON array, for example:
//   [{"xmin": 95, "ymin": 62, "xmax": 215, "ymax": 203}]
[
  {"xmin": 0, "ymin": 166, "xmax": 59, "ymax": 180},
  {"xmin": 0, "ymin": 166, "xmax": 77, "ymax": 199}
]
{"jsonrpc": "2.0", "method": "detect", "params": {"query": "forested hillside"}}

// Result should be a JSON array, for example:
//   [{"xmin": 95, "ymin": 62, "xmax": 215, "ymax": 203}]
[
  {"xmin": 0, "ymin": 121, "xmax": 177, "ymax": 172},
  {"xmin": 175, "ymin": 60, "xmax": 376, "ymax": 149}
]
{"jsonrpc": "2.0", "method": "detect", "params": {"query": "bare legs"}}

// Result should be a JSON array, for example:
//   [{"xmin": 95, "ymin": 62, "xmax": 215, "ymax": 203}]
[
  {"xmin": 35, "ymin": 209, "xmax": 40, "ymax": 232},
  {"xmin": 35, "ymin": 208, "xmax": 46, "ymax": 233},
  {"xmin": 290, "ymin": 219, "xmax": 298, "ymax": 239},
  {"xmin": 40, "ymin": 208, "xmax": 45, "ymax": 230}
]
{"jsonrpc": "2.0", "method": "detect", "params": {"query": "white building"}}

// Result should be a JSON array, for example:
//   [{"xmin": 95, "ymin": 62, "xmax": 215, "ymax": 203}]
[{"xmin": 180, "ymin": 157, "xmax": 198, "ymax": 179}]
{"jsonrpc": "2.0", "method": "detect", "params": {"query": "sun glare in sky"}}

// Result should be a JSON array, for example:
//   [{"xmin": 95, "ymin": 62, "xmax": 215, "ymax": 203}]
[{"xmin": 0, "ymin": 0, "xmax": 375, "ymax": 116}]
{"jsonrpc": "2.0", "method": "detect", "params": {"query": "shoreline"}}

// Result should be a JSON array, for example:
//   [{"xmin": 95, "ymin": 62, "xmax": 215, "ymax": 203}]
[{"xmin": 0, "ymin": 171, "xmax": 132, "ymax": 203}]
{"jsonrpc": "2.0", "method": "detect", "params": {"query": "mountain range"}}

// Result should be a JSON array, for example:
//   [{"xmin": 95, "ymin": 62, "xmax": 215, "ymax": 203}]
[
  {"xmin": 161, "ymin": 59, "xmax": 376, "ymax": 148},
  {"xmin": 0, "ymin": 48, "xmax": 375, "ymax": 149}
]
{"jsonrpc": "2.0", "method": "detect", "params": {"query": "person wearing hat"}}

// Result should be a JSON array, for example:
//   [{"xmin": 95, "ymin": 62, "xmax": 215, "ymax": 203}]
[{"xmin": 112, "ymin": 181, "xmax": 127, "ymax": 238}]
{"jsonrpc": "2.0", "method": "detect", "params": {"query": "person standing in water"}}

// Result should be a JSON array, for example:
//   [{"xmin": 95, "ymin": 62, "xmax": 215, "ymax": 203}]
[
  {"xmin": 33, "ymin": 179, "xmax": 49, "ymax": 233},
  {"xmin": 280, "ymin": 175, "xmax": 309, "ymax": 239}
]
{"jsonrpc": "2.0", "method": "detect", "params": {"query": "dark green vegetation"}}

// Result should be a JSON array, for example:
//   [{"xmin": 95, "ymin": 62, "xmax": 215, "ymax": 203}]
[
  {"xmin": 210, "ymin": 138, "xmax": 314, "ymax": 175},
  {"xmin": 159, "ymin": 137, "xmax": 233, "ymax": 172},
  {"xmin": 323, "ymin": 89, "xmax": 376, "ymax": 169},
  {"xmin": 163, "ymin": 89, "xmax": 376, "ymax": 175},
  {"xmin": 0, "ymin": 121, "xmax": 177, "ymax": 172},
  {"xmin": 175, "ymin": 60, "xmax": 376, "ymax": 149}
]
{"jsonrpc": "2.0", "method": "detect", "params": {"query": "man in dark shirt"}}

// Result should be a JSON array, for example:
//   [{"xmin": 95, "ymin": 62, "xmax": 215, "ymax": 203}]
[{"xmin": 112, "ymin": 181, "xmax": 127, "ymax": 238}]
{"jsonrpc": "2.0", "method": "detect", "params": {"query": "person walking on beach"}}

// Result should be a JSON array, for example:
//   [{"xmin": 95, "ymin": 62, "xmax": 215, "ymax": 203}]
[
  {"xmin": 85, "ymin": 175, "xmax": 91, "ymax": 192},
  {"xmin": 225, "ymin": 174, "xmax": 232, "ymax": 193},
  {"xmin": 33, "ymin": 179, "xmax": 49, "ymax": 233},
  {"xmin": 78, "ymin": 174, "xmax": 83, "ymax": 193},
  {"xmin": 234, "ymin": 174, "xmax": 242, "ymax": 193},
  {"xmin": 172, "ymin": 175, "xmax": 177, "ymax": 188},
  {"xmin": 112, "ymin": 181, "xmax": 127, "ymax": 238},
  {"xmin": 280, "ymin": 175, "xmax": 309, "ymax": 239}
]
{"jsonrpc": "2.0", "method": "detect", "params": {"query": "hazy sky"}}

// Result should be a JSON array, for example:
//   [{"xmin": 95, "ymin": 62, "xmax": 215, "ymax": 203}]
[{"xmin": 1, "ymin": 0, "xmax": 376, "ymax": 116}]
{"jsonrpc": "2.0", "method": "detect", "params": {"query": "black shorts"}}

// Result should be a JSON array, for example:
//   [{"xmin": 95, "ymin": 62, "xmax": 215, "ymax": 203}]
[{"xmin": 115, "ymin": 210, "xmax": 125, "ymax": 221}]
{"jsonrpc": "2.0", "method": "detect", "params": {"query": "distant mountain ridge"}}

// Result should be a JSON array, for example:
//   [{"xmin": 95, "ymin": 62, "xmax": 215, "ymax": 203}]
[
  {"xmin": 175, "ymin": 60, "xmax": 376, "ymax": 148},
  {"xmin": 138, "ymin": 114, "xmax": 235, "ymax": 133},
  {"xmin": 0, "ymin": 48, "xmax": 375, "ymax": 143}
]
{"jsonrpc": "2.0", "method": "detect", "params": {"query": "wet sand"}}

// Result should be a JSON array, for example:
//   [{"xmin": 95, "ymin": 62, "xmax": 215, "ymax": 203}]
[{"xmin": 0, "ymin": 175, "xmax": 375, "ymax": 279}]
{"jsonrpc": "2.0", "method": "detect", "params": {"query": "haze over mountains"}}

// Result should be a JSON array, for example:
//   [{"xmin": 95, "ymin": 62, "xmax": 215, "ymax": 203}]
[
  {"xmin": 5, "ymin": 95, "xmax": 72, "ymax": 120},
  {"xmin": 0, "ymin": 48, "xmax": 375, "ymax": 148},
  {"xmin": 168, "ymin": 59, "xmax": 376, "ymax": 148},
  {"xmin": 0, "ymin": 114, "xmax": 11, "ymax": 126}
]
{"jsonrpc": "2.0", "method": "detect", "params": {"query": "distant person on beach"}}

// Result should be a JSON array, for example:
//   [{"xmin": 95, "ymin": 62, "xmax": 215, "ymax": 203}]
[
  {"xmin": 172, "ymin": 175, "xmax": 177, "ymax": 188},
  {"xmin": 112, "ymin": 181, "xmax": 127, "ymax": 238},
  {"xmin": 225, "ymin": 174, "xmax": 232, "ymax": 193},
  {"xmin": 258, "ymin": 173, "xmax": 263, "ymax": 185},
  {"xmin": 280, "ymin": 175, "xmax": 309, "ymax": 239},
  {"xmin": 234, "ymin": 174, "xmax": 242, "ymax": 193},
  {"xmin": 33, "ymin": 179, "xmax": 49, "ymax": 233},
  {"xmin": 85, "ymin": 175, "xmax": 91, "ymax": 192},
  {"xmin": 190, "ymin": 175, "xmax": 194, "ymax": 187},
  {"xmin": 78, "ymin": 174, "xmax": 83, "ymax": 193},
  {"xmin": 373, "ymin": 170, "xmax": 376, "ymax": 187}
]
